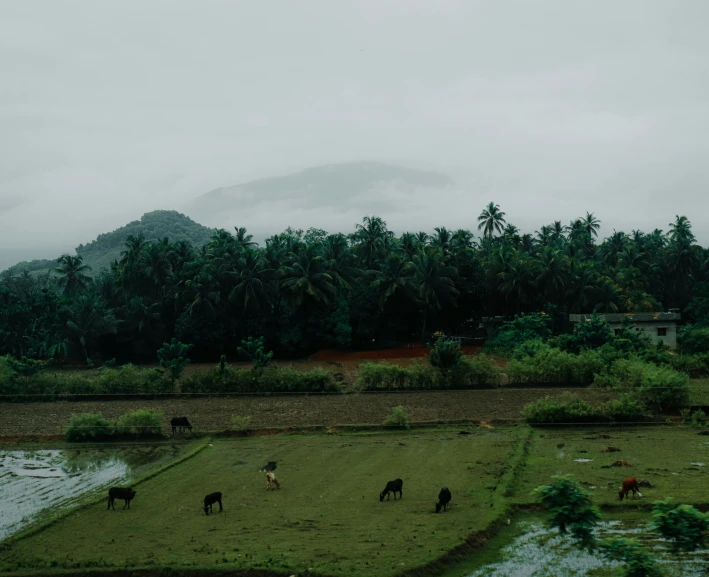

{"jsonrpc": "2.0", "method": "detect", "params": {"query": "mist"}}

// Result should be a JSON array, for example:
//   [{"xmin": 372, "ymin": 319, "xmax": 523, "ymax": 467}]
[{"xmin": 2, "ymin": 0, "xmax": 709, "ymax": 270}]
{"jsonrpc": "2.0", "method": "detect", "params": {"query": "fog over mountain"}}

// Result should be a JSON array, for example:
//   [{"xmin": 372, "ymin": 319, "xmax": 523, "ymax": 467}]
[{"xmin": 2, "ymin": 0, "xmax": 709, "ymax": 270}]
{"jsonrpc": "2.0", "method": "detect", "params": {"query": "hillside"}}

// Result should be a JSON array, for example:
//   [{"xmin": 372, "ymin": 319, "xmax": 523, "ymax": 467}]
[
  {"xmin": 2, "ymin": 211, "xmax": 214, "ymax": 277},
  {"xmin": 188, "ymin": 161, "xmax": 455, "ymax": 219}
]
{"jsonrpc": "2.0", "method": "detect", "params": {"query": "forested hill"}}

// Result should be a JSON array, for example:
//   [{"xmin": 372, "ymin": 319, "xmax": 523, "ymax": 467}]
[{"xmin": 3, "ymin": 211, "xmax": 214, "ymax": 277}]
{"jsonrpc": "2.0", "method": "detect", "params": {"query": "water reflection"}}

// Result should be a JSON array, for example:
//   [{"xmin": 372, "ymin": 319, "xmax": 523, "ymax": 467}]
[{"xmin": 0, "ymin": 445, "xmax": 183, "ymax": 541}]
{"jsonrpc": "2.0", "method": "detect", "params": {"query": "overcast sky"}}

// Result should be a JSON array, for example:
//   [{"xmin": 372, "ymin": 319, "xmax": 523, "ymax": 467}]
[{"xmin": 2, "ymin": 0, "xmax": 709, "ymax": 268}]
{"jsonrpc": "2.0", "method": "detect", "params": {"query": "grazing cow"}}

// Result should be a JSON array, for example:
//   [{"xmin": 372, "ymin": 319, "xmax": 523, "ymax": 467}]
[
  {"xmin": 259, "ymin": 461, "xmax": 277, "ymax": 473},
  {"xmin": 619, "ymin": 477, "xmax": 642, "ymax": 501},
  {"xmin": 266, "ymin": 472, "xmax": 280, "ymax": 490},
  {"xmin": 107, "ymin": 487, "xmax": 136, "ymax": 510},
  {"xmin": 203, "ymin": 492, "xmax": 223, "ymax": 515},
  {"xmin": 435, "ymin": 487, "xmax": 452, "ymax": 513},
  {"xmin": 380, "ymin": 478, "xmax": 403, "ymax": 501},
  {"xmin": 171, "ymin": 417, "xmax": 192, "ymax": 434}
]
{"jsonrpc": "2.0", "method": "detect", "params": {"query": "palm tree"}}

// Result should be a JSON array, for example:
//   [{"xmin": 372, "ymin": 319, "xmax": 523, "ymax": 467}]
[
  {"xmin": 234, "ymin": 227, "xmax": 257, "ymax": 250},
  {"xmin": 227, "ymin": 249, "xmax": 273, "ymax": 313},
  {"xmin": 431, "ymin": 227, "xmax": 452, "ymax": 258},
  {"xmin": 280, "ymin": 246, "xmax": 337, "ymax": 307},
  {"xmin": 669, "ymin": 215, "xmax": 695, "ymax": 244},
  {"xmin": 477, "ymin": 202, "xmax": 507, "ymax": 240},
  {"xmin": 370, "ymin": 254, "xmax": 414, "ymax": 310},
  {"xmin": 120, "ymin": 234, "xmax": 148, "ymax": 266},
  {"xmin": 64, "ymin": 294, "xmax": 119, "ymax": 363},
  {"xmin": 406, "ymin": 248, "xmax": 460, "ymax": 341},
  {"xmin": 53, "ymin": 254, "xmax": 92, "ymax": 295},
  {"xmin": 581, "ymin": 212, "xmax": 601, "ymax": 237},
  {"xmin": 353, "ymin": 216, "xmax": 389, "ymax": 269}
]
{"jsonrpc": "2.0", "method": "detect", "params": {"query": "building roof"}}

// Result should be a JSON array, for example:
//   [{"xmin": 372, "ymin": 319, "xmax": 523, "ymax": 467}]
[{"xmin": 569, "ymin": 312, "xmax": 680, "ymax": 323}]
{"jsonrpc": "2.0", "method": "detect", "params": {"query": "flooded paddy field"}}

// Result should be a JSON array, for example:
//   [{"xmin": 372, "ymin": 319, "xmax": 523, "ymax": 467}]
[
  {"xmin": 443, "ymin": 513, "xmax": 709, "ymax": 577},
  {"xmin": 0, "ymin": 444, "xmax": 187, "ymax": 541}
]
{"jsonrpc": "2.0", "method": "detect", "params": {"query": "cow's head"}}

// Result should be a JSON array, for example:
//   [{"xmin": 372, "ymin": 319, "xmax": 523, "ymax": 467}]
[
  {"xmin": 435, "ymin": 502, "xmax": 442, "ymax": 513},
  {"xmin": 379, "ymin": 491, "xmax": 386, "ymax": 502},
  {"xmin": 618, "ymin": 490, "xmax": 625, "ymax": 501}
]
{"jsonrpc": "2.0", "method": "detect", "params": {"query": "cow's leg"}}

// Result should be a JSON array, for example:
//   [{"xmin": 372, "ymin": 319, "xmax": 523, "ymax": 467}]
[
  {"xmin": 108, "ymin": 497, "xmax": 112, "ymax": 510},
  {"xmin": 218, "ymin": 500, "xmax": 223, "ymax": 512}
]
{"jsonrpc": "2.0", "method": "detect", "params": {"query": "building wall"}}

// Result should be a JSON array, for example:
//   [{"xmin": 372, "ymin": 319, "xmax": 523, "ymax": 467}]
[{"xmin": 607, "ymin": 321, "xmax": 678, "ymax": 348}]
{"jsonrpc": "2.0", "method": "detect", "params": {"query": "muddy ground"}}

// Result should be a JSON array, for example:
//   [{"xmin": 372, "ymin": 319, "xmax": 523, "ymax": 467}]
[{"xmin": 0, "ymin": 387, "xmax": 590, "ymax": 438}]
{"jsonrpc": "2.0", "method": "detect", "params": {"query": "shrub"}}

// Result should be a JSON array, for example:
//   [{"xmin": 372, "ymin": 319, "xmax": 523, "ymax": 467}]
[
  {"xmin": 598, "ymin": 538, "xmax": 663, "ymax": 577},
  {"xmin": 181, "ymin": 366, "xmax": 338, "ymax": 393},
  {"xmin": 357, "ymin": 362, "xmax": 411, "ymax": 390},
  {"xmin": 604, "ymin": 393, "xmax": 647, "ymax": 422},
  {"xmin": 680, "ymin": 408, "xmax": 707, "ymax": 428},
  {"xmin": 158, "ymin": 338, "xmax": 191, "ymax": 382},
  {"xmin": 384, "ymin": 405, "xmax": 410, "ymax": 428},
  {"xmin": 231, "ymin": 415, "xmax": 252, "ymax": 431},
  {"xmin": 650, "ymin": 499, "xmax": 709, "ymax": 553},
  {"xmin": 96, "ymin": 364, "xmax": 173, "ymax": 394},
  {"xmin": 523, "ymin": 393, "xmax": 604, "ymax": 424},
  {"xmin": 447, "ymin": 355, "xmax": 501, "ymax": 389},
  {"xmin": 116, "ymin": 410, "xmax": 164, "ymax": 437},
  {"xmin": 486, "ymin": 313, "xmax": 551, "ymax": 354},
  {"xmin": 678, "ymin": 324, "xmax": 709, "ymax": 354},
  {"xmin": 66, "ymin": 413, "xmax": 114, "ymax": 442},
  {"xmin": 534, "ymin": 475, "xmax": 601, "ymax": 550},
  {"xmin": 429, "ymin": 339, "xmax": 463, "ymax": 376},
  {"xmin": 238, "ymin": 336, "xmax": 273, "ymax": 374},
  {"xmin": 507, "ymin": 345, "xmax": 603, "ymax": 385},
  {"xmin": 670, "ymin": 353, "xmax": 709, "ymax": 377}
]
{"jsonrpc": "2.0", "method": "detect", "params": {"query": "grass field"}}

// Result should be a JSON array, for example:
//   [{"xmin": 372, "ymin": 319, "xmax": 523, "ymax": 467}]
[
  {"xmin": 0, "ymin": 429, "xmax": 524, "ymax": 577},
  {"xmin": 3, "ymin": 424, "xmax": 709, "ymax": 577}
]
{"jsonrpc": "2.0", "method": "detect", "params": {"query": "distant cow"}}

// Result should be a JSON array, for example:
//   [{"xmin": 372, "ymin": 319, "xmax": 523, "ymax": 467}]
[
  {"xmin": 619, "ymin": 478, "xmax": 642, "ymax": 501},
  {"xmin": 203, "ymin": 492, "xmax": 223, "ymax": 515},
  {"xmin": 435, "ymin": 487, "xmax": 452, "ymax": 513},
  {"xmin": 107, "ymin": 487, "xmax": 136, "ymax": 510},
  {"xmin": 171, "ymin": 417, "xmax": 192, "ymax": 434},
  {"xmin": 266, "ymin": 472, "xmax": 280, "ymax": 490},
  {"xmin": 380, "ymin": 478, "xmax": 403, "ymax": 501},
  {"xmin": 259, "ymin": 461, "xmax": 277, "ymax": 473}
]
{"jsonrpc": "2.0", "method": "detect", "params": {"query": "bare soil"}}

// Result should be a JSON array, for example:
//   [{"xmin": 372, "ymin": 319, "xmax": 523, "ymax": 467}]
[{"xmin": 0, "ymin": 388, "xmax": 584, "ymax": 438}]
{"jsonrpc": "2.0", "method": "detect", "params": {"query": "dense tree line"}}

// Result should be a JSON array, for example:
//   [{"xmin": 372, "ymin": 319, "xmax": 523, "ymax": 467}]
[{"xmin": 1, "ymin": 205, "xmax": 708, "ymax": 364}]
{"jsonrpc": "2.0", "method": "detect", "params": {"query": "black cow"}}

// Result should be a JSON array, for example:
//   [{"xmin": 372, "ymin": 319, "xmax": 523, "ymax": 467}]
[
  {"xmin": 107, "ymin": 487, "xmax": 136, "ymax": 510},
  {"xmin": 259, "ymin": 461, "xmax": 277, "ymax": 472},
  {"xmin": 380, "ymin": 478, "xmax": 403, "ymax": 501},
  {"xmin": 171, "ymin": 417, "xmax": 192, "ymax": 434},
  {"xmin": 203, "ymin": 492, "xmax": 223, "ymax": 515},
  {"xmin": 435, "ymin": 487, "xmax": 452, "ymax": 512}
]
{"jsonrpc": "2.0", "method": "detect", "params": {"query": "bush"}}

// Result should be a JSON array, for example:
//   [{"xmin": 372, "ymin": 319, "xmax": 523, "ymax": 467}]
[
  {"xmin": 598, "ymin": 538, "xmax": 663, "ymax": 577},
  {"xmin": 678, "ymin": 324, "xmax": 709, "ymax": 354},
  {"xmin": 523, "ymin": 393, "xmax": 604, "ymax": 424},
  {"xmin": 447, "ymin": 355, "xmax": 501, "ymax": 389},
  {"xmin": 96, "ymin": 364, "xmax": 173, "ymax": 394},
  {"xmin": 507, "ymin": 345, "xmax": 603, "ymax": 385},
  {"xmin": 680, "ymin": 408, "xmax": 707, "ymax": 428},
  {"xmin": 429, "ymin": 339, "xmax": 463, "ymax": 376},
  {"xmin": 357, "ymin": 362, "xmax": 411, "ymax": 390},
  {"xmin": 181, "ymin": 366, "xmax": 339, "ymax": 393},
  {"xmin": 486, "ymin": 313, "xmax": 551, "ymax": 354},
  {"xmin": 238, "ymin": 337, "xmax": 273, "ymax": 374},
  {"xmin": 231, "ymin": 415, "xmax": 252, "ymax": 431},
  {"xmin": 650, "ymin": 499, "xmax": 709, "ymax": 553},
  {"xmin": 115, "ymin": 409, "xmax": 164, "ymax": 437},
  {"xmin": 158, "ymin": 338, "xmax": 191, "ymax": 382},
  {"xmin": 604, "ymin": 393, "xmax": 647, "ymax": 422},
  {"xmin": 670, "ymin": 353, "xmax": 709, "ymax": 377},
  {"xmin": 66, "ymin": 413, "xmax": 114, "ymax": 442},
  {"xmin": 384, "ymin": 406, "xmax": 410, "ymax": 428}
]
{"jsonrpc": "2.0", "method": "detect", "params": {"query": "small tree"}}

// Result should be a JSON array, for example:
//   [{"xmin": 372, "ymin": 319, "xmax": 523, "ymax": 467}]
[
  {"xmin": 534, "ymin": 475, "xmax": 601, "ymax": 550},
  {"xmin": 650, "ymin": 499, "xmax": 709, "ymax": 553},
  {"xmin": 218, "ymin": 354, "xmax": 227, "ymax": 374},
  {"xmin": 238, "ymin": 337, "xmax": 273, "ymax": 376},
  {"xmin": 157, "ymin": 339, "xmax": 191, "ymax": 382},
  {"xmin": 598, "ymin": 538, "xmax": 663, "ymax": 577},
  {"xmin": 429, "ymin": 338, "xmax": 463, "ymax": 378}
]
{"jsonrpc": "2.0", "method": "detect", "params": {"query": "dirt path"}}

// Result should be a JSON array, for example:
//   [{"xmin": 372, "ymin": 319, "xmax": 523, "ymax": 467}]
[{"xmin": 0, "ymin": 388, "xmax": 581, "ymax": 437}]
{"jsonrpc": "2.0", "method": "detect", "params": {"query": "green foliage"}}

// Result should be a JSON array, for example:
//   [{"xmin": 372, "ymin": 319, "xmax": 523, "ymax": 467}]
[
  {"xmin": 65, "ymin": 413, "xmax": 113, "ymax": 442},
  {"xmin": 678, "ymin": 324, "xmax": 709, "ymax": 354},
  {"xmin": 218, "ymin": 354, "xmax": 226, "ymax": 373},
  {"xmin": 428, "ymin": 338, "xmax": 463, "ymax": 375},
  {"xmin": 231, "ymin": 415, "xmax": 252, "ymax": 431},
  {"xmin": 95, "ymin": 364, "xmax": 173, "ymax": 394},
  {"xmin": 486, "ymin": 313, "xmax": 551, "ymax": 353},
  {"xmin": 237, "ymin": 336, "xmax": 273, "ymax": 374},
  {"xmin": 598, "ymin": 538, "xmax": 663, "ymax": 577},
  {"xmin": 534, "ymin": 475, "xmax": 601, "ymax": 550},
  {"xmin": 116, "ymin": 409, "xmax": 164, "ymax": 437},
  {"xmin": 157, "ymin": 338, "xmax": 191, "ymax": 382},
  {"xmin": 7, "ymin": 356, "xmax": 43, "ymax": 377},
  {"xmin": 523, "ymin": 392, "xmax": 646, "ymax": 424},
  {"xmin": 507, "ymin": 344, "xmax": 603, "ymax": 385},
  {"xmin": 384, "ymin": 405, "xmax": 410, "ymax": 428},
  {"xmin": 356, "ymin": 357, "xmax": 499, "ymax": 390},
  {"xmin": 680, "ymin": 408, "xmax": 707, "ymax": 428},
  {"xmin": 670, "ymin": 353, "xmax": 709, "ymax": 377},
  {"xmin": 650, "ymin": 499, "xmax": 709, "ymax": 553},
  {"xmin": 181, "ymin": 366, "xmax": 339, "ymax": 393},
  {"xmin": 556, "ymin": 312, "xmax": 615, "ymax": 353},
  {"xmin": 594, "ymin": 359, "xmax": 689, "ymax": 409}
]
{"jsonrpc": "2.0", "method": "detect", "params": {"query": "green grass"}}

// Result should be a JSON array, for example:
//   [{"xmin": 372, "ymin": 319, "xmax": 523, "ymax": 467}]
[
  {"xmin": 514, "ymin": 425, "xmax": 709, "ymax": 506},
  {"xmin": 0, "ymin": 429, "xmax": 522, "ymax": 577}
]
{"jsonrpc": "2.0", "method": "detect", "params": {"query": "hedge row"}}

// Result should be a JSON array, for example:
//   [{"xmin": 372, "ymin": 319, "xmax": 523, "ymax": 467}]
[
  {"xmin": 181, "ymin": 366, "xmax": 339, "ymax": 393},
  {"xmin": 66, "ymin": 410, "xmax": 164, "ymax": 442},
  {"xmin": 523, "ymin": 392, "xmax": 649, "ymax": 424}
]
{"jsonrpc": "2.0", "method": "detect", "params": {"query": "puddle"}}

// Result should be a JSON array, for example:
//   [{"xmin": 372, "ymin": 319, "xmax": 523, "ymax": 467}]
[
  {"xmin": 0, "ymin": 445, "xmax": 183, "ymax": 541},
  {"xmin": 464, "ymin": 518, "xmax": 709, "ymax": 577},
  {"xmin": 573, "ymin": 459, "xmax": 593, "ymax": 463}
]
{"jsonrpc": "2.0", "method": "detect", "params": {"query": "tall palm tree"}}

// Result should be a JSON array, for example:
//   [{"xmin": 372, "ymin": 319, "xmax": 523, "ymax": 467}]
[
  {"xmin": 234, "ymin": 227, "xmax": 257, "ymax": 250},
  {"xmin": 477, "ymin": 202, "xmax": 507, "ymax": 240},
  {"xmin": 120, "ymin": 234, "xmax": 148, "ymax": 266},
  {"xmin": 280, "ymin": 247, "xmax": 337, "ymax": 307},
  {"xmin": 53, "ymin": 254, "xmax": 92, "ymax": 295},
  {"xmin": 406, "ymin": 248, "xmax": 460, "ymax": 341},
  {"xmin": 581, "ymin": 212, "xmax": 601, "ymax": 238},
  {"xmin": 370, "ymin": 254, "xmax": 414, "ymax": 310},
  {"xmin": 353, "ymin": 216, "xmax": 389, "ymax": 269},
  {"xmin": 227, "ymin": 249, "xmax": 273, "ymax": 313}
]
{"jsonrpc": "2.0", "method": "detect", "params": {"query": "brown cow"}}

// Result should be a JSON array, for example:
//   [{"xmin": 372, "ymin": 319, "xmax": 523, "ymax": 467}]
[{"xmin": 619, "ymin": 477, "xmax": 642, "ymax": 501}]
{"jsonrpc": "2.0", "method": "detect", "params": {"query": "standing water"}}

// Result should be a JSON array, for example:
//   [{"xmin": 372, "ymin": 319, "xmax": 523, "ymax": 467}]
[{"xmin": 0, "ymin": 445, "xmax": 183, "ymax": 541}]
